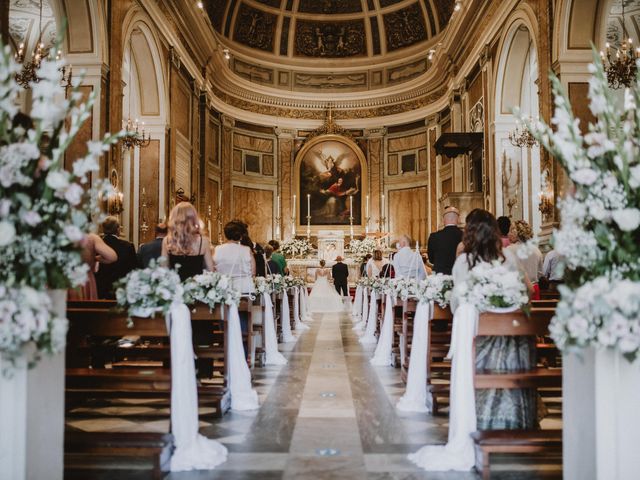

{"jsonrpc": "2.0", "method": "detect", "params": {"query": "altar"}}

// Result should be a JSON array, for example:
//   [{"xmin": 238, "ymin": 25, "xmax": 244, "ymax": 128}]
[{"xmin": 287, "ymin": 258, "xmax": 360, "ymax": 286}]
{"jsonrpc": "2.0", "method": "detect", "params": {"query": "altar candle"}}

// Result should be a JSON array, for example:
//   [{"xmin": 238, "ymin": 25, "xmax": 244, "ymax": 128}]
[
  {"xmin": 381, "ymin": 193, "xmax": 385, "ymax": 213},
  {"xmin": 218, "ymin": 189, "xmax": 222, "ymax": 206},
  {"xmin": 349, "ymin": 195, "xmax": 353, "ymax": 217},
  {"xmin": 277, "ymin": 194, "xmax": 280, "ymax": 213},
  {"xmin": 293, "ymin": 194, "xmax": 297, "ymax": 219},
  {"xmin": 307, "ymin": 194, "xmax": 311, "ymax": 217},
  {"xmin": 366, "ymin": 195, "xmax": 369, "ymax": 218}
]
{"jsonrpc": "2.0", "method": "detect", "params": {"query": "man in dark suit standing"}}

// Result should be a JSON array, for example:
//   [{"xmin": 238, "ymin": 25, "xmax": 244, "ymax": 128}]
[
  {"xmin": 137, "ymin": 223, "xmax": 167, "ymax": 268},
  {"xmin": 96, "ymin": 216, "xmax": 137, "ymax": 299},
  {"xmin": 332, "ymin": 256, "xmax": 349, "ymax": 297},
  {"xmin": 427, "ymin": 206, "xmax": 463, "ymax": 275}
]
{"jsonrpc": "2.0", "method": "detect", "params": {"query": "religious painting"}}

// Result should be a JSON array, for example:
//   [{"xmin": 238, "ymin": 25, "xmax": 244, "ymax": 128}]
[{"xmin": 297, "ymin": 136, "xmax": 365, "ymax": 226}]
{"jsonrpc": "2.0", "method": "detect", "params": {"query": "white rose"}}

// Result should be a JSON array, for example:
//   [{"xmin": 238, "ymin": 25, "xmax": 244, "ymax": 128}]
[
  {"xmin": 45, "ymin": 170, "xmax": 69, "ymax": 191},
  {"xmin": 64, "ymin": 183, "xmax": 84, "ymax": 206},
  {"xmin": 63, "ymin": 225, "xmax": 84, "ymax": 243},
  {"xmin": 571, "ymin": 168, "xmax": 599, "ymax": 186},
  {"xmin": 612, "ymin": 208, "xmax": 640, "ymax": 232},
  {"xmin": 21, "ymin": 210, "xmax": 42, "ymax": 226},
  {"xmin": 0, "ymin": 199, "xmax": 11, "ymax": 217},
  {"xmin": 0, "ymin": 220, "xmax": 16, "ymax": 246},
  {"xmin": 630, "ymin": 165, "xmax": 640, "ymax": 189}
]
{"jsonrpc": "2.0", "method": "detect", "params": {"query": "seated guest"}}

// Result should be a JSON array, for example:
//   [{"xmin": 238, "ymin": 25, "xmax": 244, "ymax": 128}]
[
  {"xmin": 497, "ymin": 215, "xmax": 511, "ymax": 248},
  {"xmin": 214, "ymin": 221, "xmax": 256, "ymax": 295},
  {"xmin": 162, "ymin": 202, "xmax": 214, "ymax": 281},
  {"xmin": 264, "ymin": 245, "xmax": 281, "ymax": 275},
  {"xmin": 542, "ymin": 248, "xmax": 563, "ymax": 289},
  {"xmin": 268, "ymin": 240, "xmax": 288, "ymax": 275},
  {"xmin": 427, "ymin": 206, "xmax": 463, "ymax": 274},
  {"xmin": 507, "ymin": 220, "xmax": 543, "ymax": 299},
  {"xmin": 240, "ymin": 231, "xmax": 266, "ymax": 278},
  {"xmin": 69, "ymin": 233, "xmax": 117, "ymax": 300},
  {"xmin": 359, "ymin": 253, "xmax": 372, "ymax": 277},
  {"xmin": 137, "ymin": 223, "xmax": 167, "ymax": 268},
  {"xmin": 451, "ymin": 209, "xmax": 536, "ymax": 430},
  {"xmin": 366, "ymin": 250, "xmax": 388, "ymax": 278},
  {"xmin": 392, "ymin": 235, "xmax": 427, "ymax": 280},
  {"xmin": 95, "ymin": 216, "xmax": 138, "ymax": 299}
]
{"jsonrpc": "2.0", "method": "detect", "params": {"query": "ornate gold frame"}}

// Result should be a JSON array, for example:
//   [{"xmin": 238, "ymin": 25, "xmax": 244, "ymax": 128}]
[{"xmin": 292, "ymin": 134, "xmax": 368, "ymax": 236}]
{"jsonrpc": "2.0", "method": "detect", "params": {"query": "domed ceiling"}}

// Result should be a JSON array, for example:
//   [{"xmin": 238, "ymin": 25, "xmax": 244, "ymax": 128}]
[{"xmin": 206, "ymin": 0, "xmax": 456, "ymax": 93}]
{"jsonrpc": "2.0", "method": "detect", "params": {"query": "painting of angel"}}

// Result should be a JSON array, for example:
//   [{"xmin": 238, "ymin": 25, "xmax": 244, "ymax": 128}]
[{"xmin": 299, "ymin": 138, "xmax": 363, "ymax": 225}]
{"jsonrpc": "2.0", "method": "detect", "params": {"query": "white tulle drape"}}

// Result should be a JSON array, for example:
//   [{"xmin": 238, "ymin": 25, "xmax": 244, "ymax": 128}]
[
  {"xmin": 397, "ymin": 300, "xmax": 433, "ymax": 413},
  {"xmin": 168, "ymin": 303, "xmax": 228, "ymax": 471},
  {"xmin": 408, "ymin": 303, "xmax": 478, "ymax": 471},
  {"xmin": 293, "ymin": 287, "xmax": 309, "ymax": 331},
  {"xmin": 352, "ymin": 285, "xmax": 363, "ymax": 320},
  {"xmin": 280, "ymin": 293, "xmax": 296, "ymax": 343},
  {"xmin": 300, "ymin": 287, "xmax": 313, "ymax": 322},
  {"xmin": 226, "ymin": 304, "xmax": 260, "ymax": 411},
  {"xmin": 370, "ymin": 294, "xmax": 395, "ymax": 366},
  {"xmin": 353, "ymin": 288, "xmax": 368, "ymax": 332},
  {"xmin": 359, "ymin": 290, "xmax": 378, "ymax": 344},
  {"xmin": 261, "ymin": 294, "xmax": 287, "ymax": 366}
]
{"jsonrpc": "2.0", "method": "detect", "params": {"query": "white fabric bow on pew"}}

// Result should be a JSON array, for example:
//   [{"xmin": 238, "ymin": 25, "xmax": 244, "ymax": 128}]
[
  {"xmin": 397, "ymin": 300, "xmax": 433, "ymax": 412},
  {"xmin": 353, "ymin": 287, "xmax": 368, "ymax": 332},
  {"xmin": 351, "ymin": 285, "xmax": 363, "ymax": 320},
  {"xmin": 226, "ymin": 303, "xmax": 260, "ymax": 411},
  {"xmin": 280, "ymin": 293, "xmax": 296, "ymax": 343},
  {"xmin": 262, "ymin": 294, "xmax": 287, "ymax": 365},
  {"xmin": 408, "ymin": 302, "xmax": 478, "ymax": 471},
  {"xmin": 300, "ymin": 286, "xmax": 313, "ymax": 322},
  {"xmin": 293, "ymin": 287, "xmax": 310, "ymax": 331},
  {"xmin": 167, "ymin": 303, "xmax": 228, "ymax": 471},
  {"xmin": 370, "ymin": 294, "xmax": 395, "ymax": 366},
  {"xmin": 359, "ymin": 290, "xmax": 378, "ymax": 344}
]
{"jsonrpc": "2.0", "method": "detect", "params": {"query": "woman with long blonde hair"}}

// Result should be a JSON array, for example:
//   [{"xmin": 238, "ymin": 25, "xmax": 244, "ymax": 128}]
[{"xmin": 162, "ymin": 202, "xmax": 214, "ymax": 281}]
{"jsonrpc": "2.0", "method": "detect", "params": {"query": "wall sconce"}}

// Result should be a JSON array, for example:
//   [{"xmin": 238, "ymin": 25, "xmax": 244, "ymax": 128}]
[
  {"xmin": 538, "ymin": 190, "xmax": 554, "ymax": 217},
  {"xmin": 223, "ymin": 48, "xmax": 231, "ymax": 60}
]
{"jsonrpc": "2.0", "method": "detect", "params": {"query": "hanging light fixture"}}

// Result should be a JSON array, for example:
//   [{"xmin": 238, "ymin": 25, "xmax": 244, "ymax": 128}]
[
  {"xmin": 509, "ymin": 119, "xmax": 538, "ymax": 148},
  {"xmin": 121, "ymin": 35, "xmax": 151, "ymax": 150},
  {"xmin": 14, "ymin": 0, "xmax": 47, "ymax": 88},
  {"xmin": 601, "ymin": 1, "xmax": 640, "ymax": 89}
]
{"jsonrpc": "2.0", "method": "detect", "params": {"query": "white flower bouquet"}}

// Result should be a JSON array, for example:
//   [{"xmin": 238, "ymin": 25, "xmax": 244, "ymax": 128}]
[
  {"xmin": 412, "ymin": 274, "xmax": 454, "ymax": 309},
  {"xmin": 357, "ymin": 276, "xmax": 377, "ymax": 289},
  {"xmin": 280, "ymin": 238, "xmax": 313, "ymax": 258},
  {"xmin": 114, "ymin": 259, "xmax": 184, "ymax": 324},
  {"xmin": 386, "ymin": 277, "xmax": 417, "ymax": 301},
  {"xmin": 550, "ymin": 277, "xmax": 640, "ymax": 361},
  {"xmin": 283, "ymin": 276, "xmax": 304, "ymax": 290},
  {"xmin": 184, "ymin": 271, "xmax": 240, "ymax": 309},
  {"xmin": 348, "ymin": 237, "xmax": 377, "ymax": 263},
  {"xmin": 0, "ymin": 285, "xmax": 67, "ymax": 370},
  {"xmin": 456, "ymin": 260, "xmax": 529, "ymax": 312},
  {"xmin": 260, "ymin": 274, "xmax": 286, "ymax": 295},
  {"xmin": 520, "ymin": 51, "xmax": 640, "ymax": 359},
  {"xmin": 0, "ymin": 43, "xmax": 121, "ymax": 290}
]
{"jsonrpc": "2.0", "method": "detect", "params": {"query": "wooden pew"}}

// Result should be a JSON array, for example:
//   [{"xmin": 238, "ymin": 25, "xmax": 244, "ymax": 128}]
[{"xmin": 471, "ymin": 309, "xmax": 562, "ymax": 479}]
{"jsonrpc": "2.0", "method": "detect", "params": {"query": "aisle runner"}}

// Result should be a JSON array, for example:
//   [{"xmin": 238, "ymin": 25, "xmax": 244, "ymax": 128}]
[
  {"xmin": 168, "ymin": 303, "xmax": 228, "ymax": 471},
  {"xmin": 262, "ymin": 294, "xmax": 287, "ymax": 365},
  {"xmin": 408, "ymin": 303, "xmax": 477, "ymax": 471},
  {"xmin": 370, "ymin": 294, "xmax": 395, "ymax": 366},
  {"xmin": 397, "ymin": 301, "xmax": 433, "ymax": 412}
]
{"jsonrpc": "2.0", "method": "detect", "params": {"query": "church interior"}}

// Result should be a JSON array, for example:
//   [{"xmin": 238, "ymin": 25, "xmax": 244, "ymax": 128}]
[{"xmin": 2, "ymin": 0, "xmax": 640, "ymax": 479}]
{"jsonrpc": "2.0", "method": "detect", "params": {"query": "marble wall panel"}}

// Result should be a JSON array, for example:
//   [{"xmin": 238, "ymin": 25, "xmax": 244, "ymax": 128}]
[
  {"xmin": 388, "ymin": 153, "xmax": 398, "ymax": 175},
  {"xmin": 207, "ymin": 116, "xmax": 219, "ymax": 167},
  {"xmin": 233, "ymin": 148, "xmax": 243, "ymax": 172},
  {"xmin": 429, "ymin": 128, "xmax": 438, "ymax": 232},
  {"xmin": 369, "ymin": 136, "xmax": 382, "ymax": 225},
  {"xmin": 387, "ymin": 59, "xmax": 427, "ymax": 84},
  {"xmin": 389, "ymin": 186, "xmax": 428, "ymax": 245},
  {"xmin": 263, "ymin": 154, "xmax": 274, "ymax": 176},
  {"xmin": 418, "ymin": 148, "xmax": 428, "ymax": 172},
  {"xmin": 279, "ymin": 136, "xmax": 294, "ymax": 238},
  {"xmin": 221, "ymin": 119, "xmax": 233, "ymax": 224},
  {"xmin": 293, "ymin": 72, "xmax": 367, "ymax": 90},
  {"xmin": 233, "ymin": 59, "xmax": 274, "ymax": 84},
  {"xmin": 174, "ymin": 75, "xmax": 191, "ymax": 138},
  {"xmin": 569, "ymin": 82, "xmax": 596, "ymax": 135},
  {"xmin": 234, "ymin": 132, "xmax": 274, "ymax": 153},
  {"xmin": 388, "ymin": 132, "xmax": 427, "ymax": 152},
  {"xmin": 139, "ymin": 140, "xmax": 160, "ymax": 245},
  {"xmin": 468, "ymin": 71, "xmax": 483, "ymax": 107},
  {"xmin": 64, "ymin": 85, "xmax": 92, "ymax": 172},
  {"xmin": 233, "ymin": 186, "xmax": 273, "ymax": 244}
]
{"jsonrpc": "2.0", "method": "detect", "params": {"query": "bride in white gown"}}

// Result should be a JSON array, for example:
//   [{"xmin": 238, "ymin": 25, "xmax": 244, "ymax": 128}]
[{"xmin": 307, "ymin": 260, "xmax": 345, "ymax": 313}]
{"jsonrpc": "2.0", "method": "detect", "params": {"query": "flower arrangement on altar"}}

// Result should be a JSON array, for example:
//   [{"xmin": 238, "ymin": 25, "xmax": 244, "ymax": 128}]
[
  {"xmin": 0, "ymin": 42, "xmax": 121, "ymax": 369},
  {"xmin": 521, "ymin": 51, "xmax": 640, "ymax": 361},
  {"xmin": 280, "ymin": 238, "xmax": 313, "ymax": 258},
  {"xmin": 184, "ymin": 271, "xmax": 240, "ymax": 309},
  {"xmin": 114, "ymin": 259, "xmax": 184, "ymax": 324},
  {"xmin": 348, "ymin": 237, "xmax": 377, "ymax": 262},
  {"xmin": 456, "ymin": 260, "xmax": 529, "ymax": 312},
  {"xmin": 412, "ymin": 274, "xmax": 454, "ymax": 308}
]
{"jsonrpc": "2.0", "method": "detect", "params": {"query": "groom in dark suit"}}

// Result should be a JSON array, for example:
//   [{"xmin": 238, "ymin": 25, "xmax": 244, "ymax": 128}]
[
  {"xmin": 332, "ymin": 256, "xmax": 349, "ymax": 296},
  {"xmin": 427, "ymin": 206, "xmax": 463, "ymax": 275}
]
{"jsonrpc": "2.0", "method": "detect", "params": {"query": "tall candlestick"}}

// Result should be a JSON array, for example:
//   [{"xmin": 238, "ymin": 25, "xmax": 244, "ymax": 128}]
[
  {"xmin": 277, "ymin": 194, "xmax": 280, "ymax": 213},
  {"xmin": 218, "ymin": 188, "xmax": 222, "ymax": 206},
  {"xmin": 307, "ymin": 194, "xmax": 311, "ymax": 217},
  {"xmin": 293, "ymin": 194, "xmax": 297, "ymax": 219},
  {"xmin": 349, "ymin": 195, "xmax": 353, "ymax": 217},
  {"xmin": 366, "ymin": 194, "xmax": 369, "ymax": 218}
]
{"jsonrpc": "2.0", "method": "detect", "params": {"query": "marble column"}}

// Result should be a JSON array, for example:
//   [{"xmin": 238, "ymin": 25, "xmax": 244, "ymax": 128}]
[
  {"xmin": 276, "ymin": 128, "xmax": 295, "ymax": 240},
  {"xmin": 364, "ymin": 128, "xmax": 385, "ymax": 235},
  {"xmin": 221, "ymin": 115, "xmax": 234, "ymax": 225}
]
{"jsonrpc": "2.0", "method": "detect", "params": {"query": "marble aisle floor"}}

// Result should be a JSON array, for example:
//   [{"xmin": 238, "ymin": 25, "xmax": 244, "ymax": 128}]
[{"xmin": 70, "ymin": 311, "xmax": 562, "ymax": 479}]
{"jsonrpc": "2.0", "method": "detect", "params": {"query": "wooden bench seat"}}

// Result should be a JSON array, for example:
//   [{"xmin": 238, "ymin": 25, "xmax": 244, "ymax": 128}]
[
  {"xmin": 64, "ymin": 431, "xmax": 173, "ymax": 479},
  {"xmin": 471, "ymin": 429, "xmax": 562, "ymax": 480}
]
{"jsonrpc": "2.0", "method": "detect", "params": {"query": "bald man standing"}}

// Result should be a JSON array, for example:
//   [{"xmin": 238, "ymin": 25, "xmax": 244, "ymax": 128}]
[{"xmin": 427, "ymin": 206, "xmax": 463, "ymax": 275}]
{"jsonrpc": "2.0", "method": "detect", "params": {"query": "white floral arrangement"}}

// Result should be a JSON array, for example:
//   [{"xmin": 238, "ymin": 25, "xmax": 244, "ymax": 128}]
[
  {"xmin": 521, "ymin": 51, "xmax": 640, "ymax": 360},
  {"xmin": 386, "ymin": 278, "xmax": 417, "ymax": 301},
  {"xmin": 280, "ymin": 238, "xmax": 313, "ymax": 258},
  {"xmin": 114, "ymin": 259, "xmax": 184, "ymax": 324},
  {"xmin": 256, "ymin": 274, "xmax": 286, "ymax": 295},
  {"xmin": 0, "ymin": 41, "xmax": 122, "ymax": 369},
  {"xmin": 456, "ymin": 260, "xmax": 529, "ymax": 312},
  {"xmin": 282, "ymin": 276, "xmax": 305, "ymax": 289},
  {"xmin": 412, "ymin": 274, "xmax": 454, "ymax": 309},
  {"xmin": 357, "ymin": 276, "xmax": 377, "ymax": 289},
  {"xmin": 0, "ymin": 285, "xmax": 67, "ymax": 370},
  {"xmin": 550, "ymin": 277, "xmax": 640, "ymax": 360},
  {"xmin": 348, "ymin": 237, "xmax": 377, "ymax": 262},
  {"xmin": 184, "ymin": 271, "xmax": 240, "ymax": 309}
]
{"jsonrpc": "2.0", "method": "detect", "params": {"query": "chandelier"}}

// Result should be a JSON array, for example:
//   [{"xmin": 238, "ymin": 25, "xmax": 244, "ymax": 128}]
[
  {"xmin": 509, "ymin": 120, "xmax": 538, "ymax": 148},
  {"xmin": 121, "ymin": 35, "xmax": 151, "ymax": 150},
  {"xmin": 601, "ymin": 2, "xmax": 640, "ymax": 89}
]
